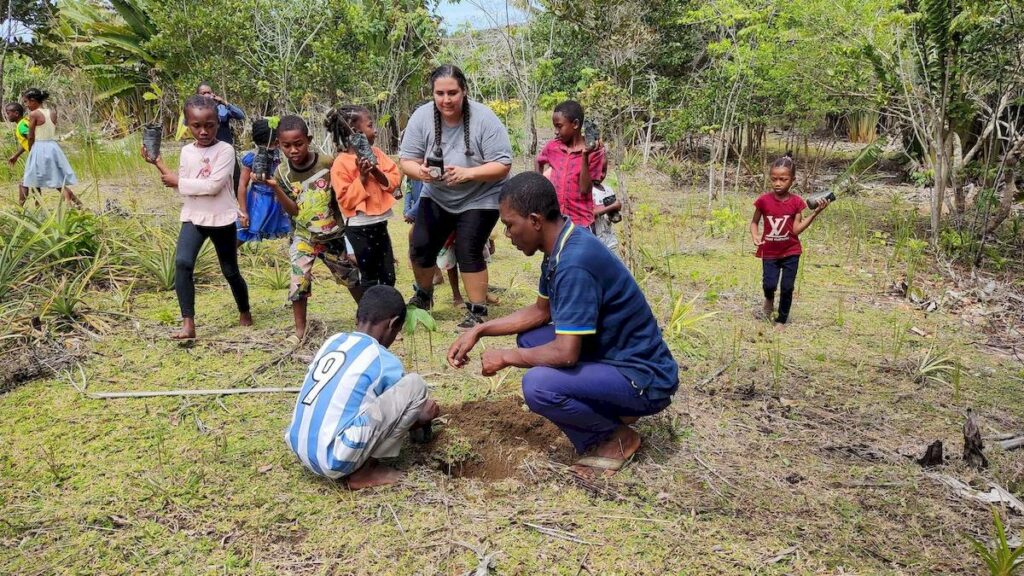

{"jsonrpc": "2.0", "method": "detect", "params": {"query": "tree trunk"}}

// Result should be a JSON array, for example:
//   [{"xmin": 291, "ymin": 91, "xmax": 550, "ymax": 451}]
[
  {"xmin": 986, "ymin": 136, "xmax": 1024, "ymax": 234},
  {"xmin": 931, "ymin": 123, "xmax": 948, "ymax": 246},
  {"xmin": 0, "ymin": 0, "xmax": 13, "ymax": 103},
  {"xmin": 642, "ymin": 115, "xmax": 654, "ymax": 165},
  {"xmin": 526, "ymin": 103, "xmax": 538, "ymax": 158},
  {"xmin": 950, "ymin": 132, "xmax": 967, "ymax": 214},
  {"xmin": 616, "ymin": 166, "xmax": 635, "ymax": 276}
]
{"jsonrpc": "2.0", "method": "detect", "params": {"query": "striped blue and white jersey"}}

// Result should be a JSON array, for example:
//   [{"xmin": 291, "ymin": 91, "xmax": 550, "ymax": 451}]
[{"xmin": 284, "ymin": 332, "xmax": 405, "ymax": 479}]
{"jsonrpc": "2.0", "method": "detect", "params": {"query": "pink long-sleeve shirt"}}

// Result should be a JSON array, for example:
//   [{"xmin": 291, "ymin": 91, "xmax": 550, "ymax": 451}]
[{"xmin": 177, "ymin": 141, "xmax": 238, "ymax": 227}]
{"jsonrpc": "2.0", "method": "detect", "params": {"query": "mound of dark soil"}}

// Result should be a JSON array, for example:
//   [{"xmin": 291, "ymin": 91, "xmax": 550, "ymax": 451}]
[{"xmin": 425, "ymin": 396, "xmax": 573, "ymax": 481}]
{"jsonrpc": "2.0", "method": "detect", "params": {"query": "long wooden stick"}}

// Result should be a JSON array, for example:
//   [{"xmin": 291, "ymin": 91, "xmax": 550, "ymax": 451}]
[{"xmin": 87, "ymin": 387, "xmax": 300, "ymax": 399}]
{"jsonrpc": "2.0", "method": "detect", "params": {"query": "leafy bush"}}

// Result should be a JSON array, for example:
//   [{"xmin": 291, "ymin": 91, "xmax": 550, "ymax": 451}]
[
  {"xmin": 706, "ymin": 206, "xmax": 743, "ymax": 237},
  {"xmin": 5, "ymin": 206, "xmax": 100, "ymax": 264},
  {"xmin": 538, "ymin": 91, "xmax": 569, "ymax": 111}
]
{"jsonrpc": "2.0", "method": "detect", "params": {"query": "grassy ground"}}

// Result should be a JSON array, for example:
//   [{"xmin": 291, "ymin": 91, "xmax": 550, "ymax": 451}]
[{"xmin": 2, "ymin": 148, "xmax": 1024, "ymax": 575}]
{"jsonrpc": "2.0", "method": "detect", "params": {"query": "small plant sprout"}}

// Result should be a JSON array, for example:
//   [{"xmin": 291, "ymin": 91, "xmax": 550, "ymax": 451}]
[
  {"xmin": 915, "ymin": 347, "xmax": 956, "ymax": 387},
  {"xmin": 889, "ymin": 318, "xmax": 909, "ymax": 363},
  {"xmin": 668, "ymin": 294, "xmax": 719, "ymax": 358},
  {"xmin": 969, "ymin": 507, "xmax": 1024, "ymax": 576},
  {"xmin": 431, "ymin": 425, "xmax": 477, "ymax": 475},
  {"xmin": 768, "ymin": 337, "xmax": 784, "ymax": 394},
  {"xmin": 404, "ymin": 306, "xmax": 438, "ymax": 371},
  {"xmin": 260, "ymin": 258, "xmax": 290, "ymax": 290}
]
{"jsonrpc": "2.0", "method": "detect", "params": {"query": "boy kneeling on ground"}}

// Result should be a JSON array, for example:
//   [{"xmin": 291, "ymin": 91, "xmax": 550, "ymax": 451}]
[{"xmin": 285, "ymin": 285, "xmax": 439, "ymax": 489}]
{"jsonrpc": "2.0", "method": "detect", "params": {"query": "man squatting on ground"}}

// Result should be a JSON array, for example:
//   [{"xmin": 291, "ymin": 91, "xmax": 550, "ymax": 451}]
[
  {"xmin": 285, "ymin": 285, "xmax": 440, "ymax": 489},
  {"xmin": 448, "ymin": 172, "xmax": 680, "ymax": 478}
]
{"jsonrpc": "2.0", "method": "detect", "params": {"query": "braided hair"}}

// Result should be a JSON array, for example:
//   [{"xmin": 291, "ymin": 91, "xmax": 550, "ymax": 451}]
[
  {"xmin": 429, "ymin": 64, "xmax": 474, "ymax": 158},
  {"xmin": 324, "ymin": 105, "xmax": 370, "ymax": 151},
  {"xmin": 251, "ymin": 118, "xmax": 277, "ymax": 146},
  {"xmin": 771, "ymin": 151, "xmax": 796, "ymax": 178},
  {"xmin": 22, "ymin": 88, "xmax": 50, "ymax": 104}
]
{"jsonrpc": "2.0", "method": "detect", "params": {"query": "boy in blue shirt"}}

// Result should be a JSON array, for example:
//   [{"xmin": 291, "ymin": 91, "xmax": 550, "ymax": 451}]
[
  {"xmin": 447, "ymin": 172, "xmax": 679, "ymax": 478},
  {"xmin": 285, "ymin": 285, "xmax": 439, "ymax": 489}
]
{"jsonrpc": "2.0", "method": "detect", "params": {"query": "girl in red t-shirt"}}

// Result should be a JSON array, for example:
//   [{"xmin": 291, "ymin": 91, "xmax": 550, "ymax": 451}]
[{"xmin": 750, "ymin": 153, "xmax": 829, "ymax": 326}]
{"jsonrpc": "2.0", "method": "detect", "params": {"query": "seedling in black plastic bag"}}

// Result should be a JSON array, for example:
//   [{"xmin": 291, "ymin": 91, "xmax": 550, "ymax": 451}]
[
  {"xmin": 806, "ymin": 190, "xmax": 837, "ymax": 210},
  {"xmin": 350, "ymin": 133, "xmax": 377, "ymax": 167},
  {"xmin": 583, "ymin": 118, "xmax": 600, "ymax": 150}
]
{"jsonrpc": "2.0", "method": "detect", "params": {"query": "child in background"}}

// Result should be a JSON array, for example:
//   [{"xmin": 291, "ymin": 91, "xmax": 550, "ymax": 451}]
[
  {"xmin": 327, "ymin": 105, "xmax": 402, "ymax": 289},
  {"xmin": 266, "ymin": 115, "xmax": 359, "ymax": 342},
  {"xmin": 237, "ymin": 117, "xmax": 291, "ymax": 246},
  {"xmin": 403, "ymin": 175, "xmax": 444, "ymax": 289},
  {"xmin": 142, "ymin": 95, "xmax": 252, "ymax": 340},
  {"xmin": 592, "ymin": 180, "xmax": 622, "ymax": 253},
  {"xmin": 536, "ymin": 100, "xmax": 605, "ymax": 228},
  {"xmin": 750, "ymin": 152, "xmax": 829, "ymax": 328},
  {"xmin": 4, "ymin": 102, "xmax": 35, "ymax": 205},
  {"xmin": 285, "ymin": 285, "xmax": 440, "ymax": 489},
  {"xmin": 21, "ymin": 88, "xmax": 82, "ymax": 208}
]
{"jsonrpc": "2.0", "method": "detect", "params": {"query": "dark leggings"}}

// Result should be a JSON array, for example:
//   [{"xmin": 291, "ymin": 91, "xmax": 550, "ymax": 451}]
[
  {"xmin": 409, "ymin": 197, "xmax": 499, "ymax": 274},
  {"xmin": 175, "ymin": 221, "xmax": 249, "ymax": 318},
  {"xmin": 346, "ymin": 222, "xmax": 396, "ymax": 288},
  {"xmin": 762, "ymin": 255, "xmax": 800, "ymax": 323}
]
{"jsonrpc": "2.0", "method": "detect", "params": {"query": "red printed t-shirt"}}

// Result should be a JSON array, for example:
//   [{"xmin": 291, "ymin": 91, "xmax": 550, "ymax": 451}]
[
  {"xmin": 754, "ymin": 192, "xmax": 806, "ymax": 259},
  {"xmin": 537, "ymin": 139, "xmax": 606, "ymax": 227}
]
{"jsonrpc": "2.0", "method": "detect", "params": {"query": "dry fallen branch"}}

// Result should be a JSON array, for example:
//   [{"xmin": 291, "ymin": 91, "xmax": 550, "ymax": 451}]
[
  {"xmin": 86, "ymin": 387, "xmax": 300, "ymax": 399},
  {"xmin": 926, "ymin": 472, "xmax": 1024, "ymax": 515},
  {"xmin": 519, "ymin": 521, "xmax": 595, "ymax": 545}
]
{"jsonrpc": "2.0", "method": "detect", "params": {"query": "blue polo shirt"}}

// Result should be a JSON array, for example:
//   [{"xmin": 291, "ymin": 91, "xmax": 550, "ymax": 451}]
[
  {"xmin": 216, "ymin": 103, "xmax": 245, "ymax": 145},
  {"xmin": 538, "ymin": 219, "xmax": 679, "ymax": 400}
]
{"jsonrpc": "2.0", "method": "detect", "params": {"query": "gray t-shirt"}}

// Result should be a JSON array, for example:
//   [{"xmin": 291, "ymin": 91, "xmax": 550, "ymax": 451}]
[{"xmin": 399, "ymin": 100, "xmax": 513, "ymax": 213}]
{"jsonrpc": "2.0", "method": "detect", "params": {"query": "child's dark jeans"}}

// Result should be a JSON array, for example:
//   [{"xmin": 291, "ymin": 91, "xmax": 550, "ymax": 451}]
[{"xmin": 762, "ymin": 255, "xmax": 800, "ymax": 324}]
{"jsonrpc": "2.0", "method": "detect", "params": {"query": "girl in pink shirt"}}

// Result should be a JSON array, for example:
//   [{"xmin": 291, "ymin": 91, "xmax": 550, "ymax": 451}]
[
  {"xmin": 750, "ymin": 153, "xmax": 829, "ymax": 327},
  {"xmin": 143, "ymin": 95, "xmax": 251, "ymax": 340}
]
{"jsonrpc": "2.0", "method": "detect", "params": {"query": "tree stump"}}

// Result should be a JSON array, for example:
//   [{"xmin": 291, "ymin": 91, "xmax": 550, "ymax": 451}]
[
  {"xmin": 917, "ymin": 440, "xmax": 944, "ymax": 467},
  {"xmin": 963, "ymin": 409, "xmax": 988, "ymax": 470}
]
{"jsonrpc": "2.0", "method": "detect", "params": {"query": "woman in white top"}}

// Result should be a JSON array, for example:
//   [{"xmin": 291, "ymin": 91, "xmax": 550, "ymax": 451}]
[{"xmin": 21, "ymin": 88, "xmax": 81, "ymax": 207}]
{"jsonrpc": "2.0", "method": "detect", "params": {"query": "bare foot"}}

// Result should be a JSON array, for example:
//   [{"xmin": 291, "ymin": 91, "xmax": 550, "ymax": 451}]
[
  {"xmin": 346, "ymin": 459, "xmax": 403, "ymax": 490},
  {"xmin": 171, "ymin": 318, "xmax": 196, "ymax": 340},
  {"xmin": 774, "ymin": 322, "xmax": 786, "ymax": 332},
  {"xmin": 486, "ymin": 293, "xmax": 500, "ymax": 305},
  {"xmin": 572, "ymin": 425, "xmax": 641, "ymax": 479},
  {"xmin": 452, "ymin": 296, "xmax": 465, "ymax": 307},
  {"xmin": 417, "ymin": 399, "xmax": 440, "ymax": 426},
  {"xmin": 239, "ymin": 311, "xmax": 253, "ymax": 327},
  {"xmin": 761, "ymin": 298, "xmax": 774, "ymax": 319}
]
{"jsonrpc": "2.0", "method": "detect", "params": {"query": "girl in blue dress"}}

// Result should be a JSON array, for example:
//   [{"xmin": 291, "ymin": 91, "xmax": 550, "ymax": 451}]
[{"xmin": 237, "ymin": 117, "xmax": 291, "ymax": 245}]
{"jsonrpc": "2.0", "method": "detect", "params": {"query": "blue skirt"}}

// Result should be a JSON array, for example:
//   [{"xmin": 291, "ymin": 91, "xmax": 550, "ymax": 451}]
[
  {"xmin": 23, "ymin": 141, "xmax": 78, "ymax": 188},
  {"xmin": 238, "ymin": 188, "xmax": 291, "ymax": 242}
]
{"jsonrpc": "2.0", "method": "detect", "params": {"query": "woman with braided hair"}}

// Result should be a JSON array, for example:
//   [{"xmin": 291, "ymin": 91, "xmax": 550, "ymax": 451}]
[{"xmin": 399, "ymin": 64, "xmax": 513, "ymax": 329}]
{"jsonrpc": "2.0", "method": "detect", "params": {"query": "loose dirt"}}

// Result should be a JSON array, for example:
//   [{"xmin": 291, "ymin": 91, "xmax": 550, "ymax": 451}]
[{"xmin": 425, "ymin": 396, "xmax": 574, "ymax": 481}]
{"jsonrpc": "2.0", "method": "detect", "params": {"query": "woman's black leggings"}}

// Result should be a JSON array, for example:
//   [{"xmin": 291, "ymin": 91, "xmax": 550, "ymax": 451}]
[
  {"xmin": 175, "ymin": 221, "xmax": 249, "ymax": 319},
  {"xmin": 409, "ymin": 197, "xmax": 499, "ymax": 274},
  {"xmin": 762, "ymin": 255, "xmax": 799, "ymax": 324}
]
